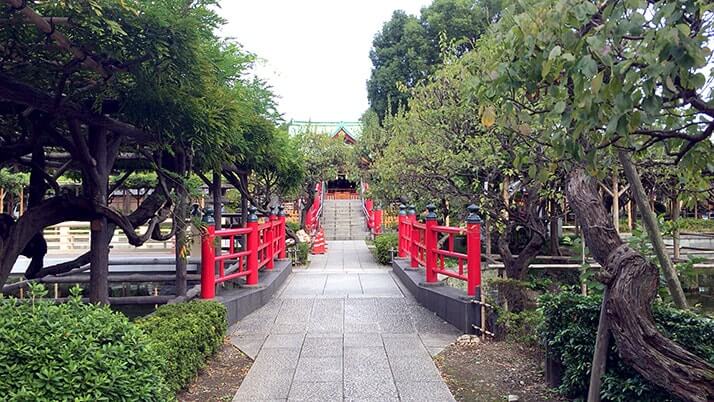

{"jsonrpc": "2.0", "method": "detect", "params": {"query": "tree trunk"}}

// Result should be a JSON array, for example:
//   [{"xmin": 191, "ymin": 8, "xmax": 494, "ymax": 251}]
[
  {"xmin": 88, "ymin": 126, "xmax": 109, "ymax": 304},
  {"xmin": 496, "ymin": 225, "xmax": 543, "ymax": 312},
  {"xmin": 672, "ymin": 197, "xmax": 681, "ymax": 261},
  {"xmin": 627, "ymin": 199, "xmax": 633, "ymax": 231},
  {"xmin": 618, "ymin": 151, "xmax": 687, "ymax": 309},
  {"xmin": 484, "ymin": 217, "xmax": 492, "ymax": 259},
  {"xmin": 174, "ymin": 147, "xmax": 188, "ymax": 297},
  {"xmin": 301, "ymin": 185, "xmax": 316, "ymax": 230},
  {"xmin": 612, "ymin": 174, "xmax": 619, "ymax": 234},
  {"xmin": 587, "ymin": 287, "xmax": 611, "ymax": 402},
  {"xmin": 566, "ymin": 167, "xmax": 714, "ymax": 402},
  {"xmin": 22, "ymin": 142, "xmax": 49, "ymax": 279},
  {"xmin": 549, "ymin": 200, "xmax": 561, "ymax": 256},
  {"xmin": 212, "ymin": 171, "xmax": 222, "ymax": 230}
]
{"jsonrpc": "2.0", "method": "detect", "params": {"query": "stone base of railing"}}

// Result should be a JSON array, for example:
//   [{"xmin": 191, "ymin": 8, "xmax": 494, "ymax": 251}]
[
  {"xmin": 218, "ymin": 259, "xmax": 292, "ymax": 326},
  {"xmin": 392, "ymin": 258, "xmax": 480, "ymax": 334}
]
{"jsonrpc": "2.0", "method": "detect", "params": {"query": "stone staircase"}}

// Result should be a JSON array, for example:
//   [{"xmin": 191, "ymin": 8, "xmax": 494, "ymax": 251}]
[{"xmin": 321, "ymin": 199, "xmax": 370, "ymax": 240}]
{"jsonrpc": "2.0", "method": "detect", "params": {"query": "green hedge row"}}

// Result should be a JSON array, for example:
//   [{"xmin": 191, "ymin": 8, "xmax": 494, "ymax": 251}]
[
  {"xmin": 540, "ymin": 292, "xmax": 714, "ymax": 402},
  {"xmin": 374, "ymin": 232, "xmax": 398, "ymax": 265},
  {"xmin": 0, "ymin": 285, "xmax": 227, "ymax": 401},
  {"xmin": 0, "ymin": 288, "xmax": 170, "ymax": 401},
  {"xmin": 135, "ymin": 301, "xmax": 227, "ymax": 394}
]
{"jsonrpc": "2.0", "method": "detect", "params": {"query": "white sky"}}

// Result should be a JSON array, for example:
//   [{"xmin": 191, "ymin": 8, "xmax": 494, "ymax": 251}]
[{"xmin": 218, "ymin": 1, "xmax": 432, "ymax": 122}]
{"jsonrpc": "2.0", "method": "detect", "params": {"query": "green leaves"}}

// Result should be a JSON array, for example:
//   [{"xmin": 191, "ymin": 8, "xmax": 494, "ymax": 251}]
[
  {"xmin": 135, "ymin": 301, "xmax": 227, "ymax": 394},
  {"xmin": 0, "ymin": 288, "xmax": 171, "ymax": 400},
  {"xmin": 540, "ymin": 292, "xmax": 714, "ymax": 401},
  {"xmin": 591, "ymin": 71, "xmax": 604, "ymax": 95}
]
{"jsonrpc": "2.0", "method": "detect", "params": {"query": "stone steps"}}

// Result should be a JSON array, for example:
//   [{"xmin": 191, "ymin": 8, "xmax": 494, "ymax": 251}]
[{"xmin": 320, "ymin": 199, "xmax": 369, "ymax": 241}]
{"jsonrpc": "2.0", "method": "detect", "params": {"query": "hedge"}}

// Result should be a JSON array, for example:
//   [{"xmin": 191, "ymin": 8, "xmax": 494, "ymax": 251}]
[
  {"xmin": 374, "ymin": 232, "xmax": 398, "ymax": 265},
  {"xmin": 539, "ymin": 292, "xmax": 714, "ymax": 402},
  {"xmin": 135, "ymin": 300, "xmax": 227, "ymax": 394},
  {"xmin": 0, "ymin": 286, "xmax": 170, "ymax": 401}
]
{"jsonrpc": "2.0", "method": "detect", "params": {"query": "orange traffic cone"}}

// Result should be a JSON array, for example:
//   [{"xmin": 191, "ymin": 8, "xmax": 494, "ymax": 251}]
[{"xmin": 311, "ymin": 228, "xmax": 327, "ymax": 254}]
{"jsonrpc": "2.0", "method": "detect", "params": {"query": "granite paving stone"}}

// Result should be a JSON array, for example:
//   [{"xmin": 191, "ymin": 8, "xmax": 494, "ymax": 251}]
[
  {"xmin": 288, "ymin": 382, "xmax": 343, "ymax": 401},
  {"xmin": 293, "ymin": 357, "xmax": 342, "ymax": 382},
  {"xmin": 231, "ymin": 240, "xmax": 460, "ymax": 401}
]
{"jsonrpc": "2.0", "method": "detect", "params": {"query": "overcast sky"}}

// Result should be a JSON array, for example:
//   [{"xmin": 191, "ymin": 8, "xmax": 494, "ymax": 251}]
[{"xmin": 218, "ymin": 1, "xmax": 432, "ymax": 123}]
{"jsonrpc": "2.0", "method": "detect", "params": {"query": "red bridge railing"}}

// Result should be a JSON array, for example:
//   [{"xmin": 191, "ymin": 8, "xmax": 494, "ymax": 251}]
[
  {"xmin": 360, "ymin": 181, "xmax": 382, "ymax": 236},
  {"xmin": 200, "ymin": 206, "xmax": 286, "ymax": 299},
  {"xmin": 398, "ymin": 204, "xmax": 482, "ymax": 297}
]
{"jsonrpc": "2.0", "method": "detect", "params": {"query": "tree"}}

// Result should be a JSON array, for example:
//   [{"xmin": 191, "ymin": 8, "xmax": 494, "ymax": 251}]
[
  {"xmin": 294, "ymin": 130, "xmax": 356, "ymax": 228},
  {"xmin": 456, "ymin": 0, "xmax": 714, "ymax": 399},
  {"xmin": 0, "ymin": 0, "xmax": 273, "ymax": 302},
  {"xmin": 367, "ymin": 0, "xmax": 502, "ymax": 120},
  {"xmin": 369, "ymin": 59, "xmax": 562, "ymax": 311}
]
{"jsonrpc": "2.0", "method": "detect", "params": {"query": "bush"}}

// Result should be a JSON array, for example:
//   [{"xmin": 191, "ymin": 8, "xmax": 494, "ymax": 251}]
[
  {"xmin": 294, "ymin": 241, "xmax": 309, "ymax": 265},
  {"xmin": 496, "ymin": 309, "xmax": 542, "ymax": 346},
  {"xmin": 0, "ymin": 285, "xmax": 169, "ymax": 401},
  {"xmin": 374, "ymin": 232, "xmax": 398, "ymax": 265},
  {"xmin": 677, "ymin": 217, "xmax": 714, "ymax": 233},
  {"xmin": 539, "ymin": 292, "xmax": 714, "ymax": 401},
  {"xmin": 135, "ymin": 301, "xmax": 227, "ymax": 394},
  {"xmin": 286, "ymin": 220, "xmax": 301, "ymax": 234}
]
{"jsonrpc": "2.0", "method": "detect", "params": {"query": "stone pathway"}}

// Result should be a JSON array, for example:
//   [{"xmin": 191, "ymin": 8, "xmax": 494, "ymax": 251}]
[{"xmin": 230, "ymin": 240, "xmax": 461, "ymax": 401}]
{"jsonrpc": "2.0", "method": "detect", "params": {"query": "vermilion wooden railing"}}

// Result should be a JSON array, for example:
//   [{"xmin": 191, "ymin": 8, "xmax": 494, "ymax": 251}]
[
  {"xmin": 360, "ymin": 181, "xmax": 382, "ymax": 236},
  {"xmin": 398, "ymin": 204, "xmax": 482, "ymax": 297},
  {"xmin": 200, "ymin": 206, "xmax": 287, "ymax": 299}
]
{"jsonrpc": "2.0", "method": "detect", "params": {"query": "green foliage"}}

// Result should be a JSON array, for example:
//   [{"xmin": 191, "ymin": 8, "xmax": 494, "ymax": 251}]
[
  {"xmin": 0, "ymin": 285, "xmax": 169, "ymax": 401},
  {"xmin": 539, "ymin": 292, "xmax": 714, "ymax": 401},
  {"xmin": 496, "ymin": 308, "xmax": 542, "ymax": 346},
  {"xmin": 286, "ymin": 220, "xmax": 301, "ymax": 234},
  {"xmin": 373, "ymin": 233, "xmax": 399, "ymax": 265},
  {"xmin": 0, "ymin": 168, "xmax": 29, "ymax": 194},
  {"xmin": 135, "ymin": 301, "xmax": 227, "ymax": 394},
  {"xmin": 676, "ymin": 218, "xmax": 714, "ymax": 233},
  {"xmin": 294, "ymin": 129, "xmax": 356, "ymax": 209},
  {"xmin": 367, "ymin": 0, "xmax": 502, "ymax": 120},
  {"xmin": 295, "ymin": 242, "xmax": 310, "ymax": 265}
]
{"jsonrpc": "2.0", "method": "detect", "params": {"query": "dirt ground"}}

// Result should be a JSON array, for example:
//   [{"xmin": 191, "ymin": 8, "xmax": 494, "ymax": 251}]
[
  {"xmin": 178, "ymin": 340, "xmax": 253, "ymax": 402},
  {"xmin": 434, "ymin": 340, "xmax": 566, "ymax": 402}
]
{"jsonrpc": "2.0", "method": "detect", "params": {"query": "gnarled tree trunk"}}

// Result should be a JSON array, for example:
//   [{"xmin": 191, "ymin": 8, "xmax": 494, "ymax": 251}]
[
  {"xmin": 566, "ymin": 167, "xmax": 714, "ymax": 402},
  {"xmin": 496, "ymin": 189, "xmax": 545, "ymax": 312}
]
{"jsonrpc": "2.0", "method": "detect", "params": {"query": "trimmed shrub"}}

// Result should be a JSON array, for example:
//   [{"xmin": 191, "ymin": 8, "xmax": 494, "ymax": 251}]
[
  {"xmin": 296, "ymin": 241, "xmax": 310, "ymax": 265},
  {"xmin": 135, "ymin": 300, "xmax": 227, "ymax": 394},
  {"xmin": 374, "ymin": 232, "xmax": 398, "ymax": 265},
  {"xmin": 539, "ymin": 292, "xmax": 714, "ymax": 401},
  {"xmin": 0, "ymin": 286, "xmax": 170, "ymax": 401}
]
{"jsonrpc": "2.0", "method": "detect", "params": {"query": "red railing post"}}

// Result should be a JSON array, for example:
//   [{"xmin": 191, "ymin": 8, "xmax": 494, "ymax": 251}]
[
  {"xmin": 200, "ymin": 224, "xmax": 216, "ymax": 299},
  {"xmin": 266, "ymin": 207, "xmax": 276, "ymax": 269},
  {"xmin": 365, "ymin": 198, "xmax": 374, "ymax": 230},
  {"xmin": 466, "ymin": 204, "xmax": 482, "ymax": 297},
  {"xmin": 246, "ymin": 206, "xmax": 259, "ymax": 286},
  {"xmin": 397, "ymin": 204, "xmax": 407, "ymax": 257},
  {"xmin": 278, "ymin": 205, "xmax": 287, "ymax": 259},
  {"xmin": 425, "ymin": 204, "xmax": 438, "ymax": 283},
  {"xmin": 373, "ymin": 206, "xmax": 383, "ymax": 235},
  {"xmin": 408, "ymin": 205, "xmax": 419, "ymax": 268}
]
